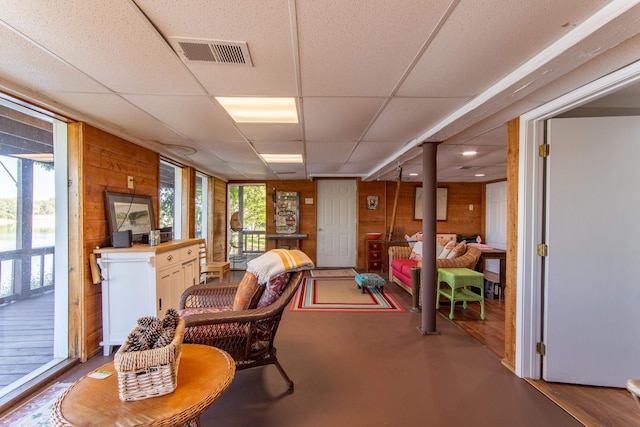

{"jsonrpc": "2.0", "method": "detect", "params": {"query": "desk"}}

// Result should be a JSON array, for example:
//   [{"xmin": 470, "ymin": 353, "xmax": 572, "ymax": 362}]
[
  {"xmin": 266, "ymin": 233, "xmax": 308, "ymax": 250},
  {"xmin": 51, "ymin": 344, "xmax": 235, "ymax": 427},
  {"xmin": 476, "ymin": 248, "xmax": 506, "ymax": 296}
]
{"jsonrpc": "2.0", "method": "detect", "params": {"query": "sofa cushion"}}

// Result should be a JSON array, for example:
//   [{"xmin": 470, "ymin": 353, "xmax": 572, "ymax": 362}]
[
  {"xmin": 391, "ymin": 258, "xmax": 418, "ymax": 277},
  {"xmin": 232, "ymin": 272, "xmax": 261, "ymax": 311},
  {"xmin": 447, "ymin": 241, "xmax": 467, "ymax": 259},
  {"xmin": 256, "ymin": 272, "xmax": 291, "ymax": 308},
  {"xmin": 438, "ymin": 241, "xmax": 456, "ymax": 259},
  {"xmin": 409, "ymin": 241, "xmax": 423, "ymax": 261}
]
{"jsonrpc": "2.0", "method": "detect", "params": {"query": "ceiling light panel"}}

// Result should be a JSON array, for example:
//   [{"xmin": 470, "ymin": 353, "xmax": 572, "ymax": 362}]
[
  {"xmin": 216, "ymin": 97, "xmax": 299, "ymax": 123},
  {"xmin": 260, "ymin": 154, "xmax": 303, "ymax": 163}
]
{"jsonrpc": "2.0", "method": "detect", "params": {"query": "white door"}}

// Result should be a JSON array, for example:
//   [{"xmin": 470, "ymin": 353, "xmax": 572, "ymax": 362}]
[
  {"xmin": 485, "ymin": 181, "xmax": 507, "ymax": 275},
  {"xmin": 543, "ymin": 116, "xmax": 640, "ymax": 387},
  {"xmin": 316, "ymin": 179, "xmax": 357, "ymax": 267}
]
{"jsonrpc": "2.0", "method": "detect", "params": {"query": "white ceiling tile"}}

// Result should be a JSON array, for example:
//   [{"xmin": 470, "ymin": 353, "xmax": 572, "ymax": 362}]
[
  {"xmin": 41, "ymin": 91, "xmax": 186, "ymax": 141},
  {"xmin": 252, "ymin": 141, "xmax": 303, "ymax": 155},
  {"xmin": 235, "ymin": 123, "xmax": 303, "ymax": 142},
  {"xmin": 122, "ymin": 94, "xmax": 245, "ymax": 142},
  {"xmin": 0, "ymin": 0, "xmax": 202, "ymax": 94},
  {"xmin": 305, "ymin": 141, "xmax": 356, "ymax": 163},
  {"xmin": 0, "ymin": 26, "xmax": 109, "ymax": 94},
  {"xmin": 364, "ymin": 97, "xmax": 470, "ymax": 142},
  {"xmin": 297, "ymin": 0, "xmax": 452, "ymax": 96},
  {"xmin": 398, "ymin": 0, "xmax": 607, "ymax": 98},
  {"xmin": 303, "ymin": 97, "xmax": 384, "ymax": 141}
]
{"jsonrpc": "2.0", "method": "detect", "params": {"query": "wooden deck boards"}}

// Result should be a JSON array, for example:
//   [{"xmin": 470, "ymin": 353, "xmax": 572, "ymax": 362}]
[{"xmin": 0, "ymin": 292, "xmax": 54, "ymax": 388}]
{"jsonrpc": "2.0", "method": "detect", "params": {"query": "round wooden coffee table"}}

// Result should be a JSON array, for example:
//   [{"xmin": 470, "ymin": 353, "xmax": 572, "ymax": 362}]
[{"xmin": 51, "ymin": 344, "xmax": 235, "ymax": 427}]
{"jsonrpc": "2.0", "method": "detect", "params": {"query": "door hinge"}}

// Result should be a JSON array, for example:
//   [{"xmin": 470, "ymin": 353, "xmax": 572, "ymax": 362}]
[
  {"xmin": 536, "ymin": 341, "xmax": 546, "ymax": 356},
  {"xmin": 537, "ymin": 243, "xmax": 548, "ymax": 257},
  {"xmin": 539, "ymin": 144, "xmax": 550, "ymax": 157}
]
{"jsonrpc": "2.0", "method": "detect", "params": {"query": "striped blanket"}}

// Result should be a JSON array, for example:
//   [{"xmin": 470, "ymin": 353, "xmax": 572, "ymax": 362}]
[{"xmin": 247, "ymin": 249, "xmax": 315, "ymax": 284}]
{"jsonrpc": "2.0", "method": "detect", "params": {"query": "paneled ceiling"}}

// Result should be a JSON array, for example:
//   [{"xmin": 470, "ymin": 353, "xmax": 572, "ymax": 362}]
[{"xmin": 1, "ymin": 1, "xmax": 640, "ymax": 182}]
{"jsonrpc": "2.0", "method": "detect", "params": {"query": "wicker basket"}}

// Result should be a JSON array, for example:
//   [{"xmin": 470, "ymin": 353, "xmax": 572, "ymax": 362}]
[{"xmin": 113, "ymin": 317, "xmax": 185, "ymax": 401}]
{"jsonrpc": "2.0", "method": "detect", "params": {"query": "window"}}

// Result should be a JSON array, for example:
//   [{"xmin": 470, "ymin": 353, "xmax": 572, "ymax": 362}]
[
  {"xmin": 0, "ymin": 96, "xmax": 68, "ymax": 397},
  {"xmin": 195, "ymin": 172, "xmax": 208, "ymax": 239},
  {"xmin": 159, "ymin": 160, "xmax": 182, "ymax": 238}
]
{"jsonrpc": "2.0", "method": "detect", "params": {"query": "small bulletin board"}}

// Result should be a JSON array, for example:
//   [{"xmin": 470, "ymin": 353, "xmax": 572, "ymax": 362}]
[{"xmin": 274, "ymin": 191, "xmax": 299, "ymax": 234}]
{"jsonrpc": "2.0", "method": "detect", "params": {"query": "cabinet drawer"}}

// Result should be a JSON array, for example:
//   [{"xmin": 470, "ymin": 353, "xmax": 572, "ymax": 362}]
[
  {"xmin": 368, "ymin": 260, "xmax": 382, "ymax": 270},
  {"xmin": 368, "ymin": 242, "xmax": 382, "ymax": 251},
  {"xmin": 155, "ymin": 249, "xmax": 181, "ymax": 270},
  {"xmin": 368, "ymin": 251, "xmax": 382, "ymax": 261},
  {"xmin": 180, "ymin": 245, "xmax": 198, "ymax": 261}
]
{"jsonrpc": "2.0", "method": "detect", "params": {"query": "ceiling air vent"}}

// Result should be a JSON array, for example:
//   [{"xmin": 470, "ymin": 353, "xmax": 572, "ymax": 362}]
[{"xmin": 171, "ymin": 38, "xmax": 253, "ymax": 66}]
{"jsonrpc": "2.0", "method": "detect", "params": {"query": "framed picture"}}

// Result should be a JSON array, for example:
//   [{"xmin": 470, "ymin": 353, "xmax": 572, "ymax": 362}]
[
  {"xmin": 366, "ymin": 195, "xmax": 379, "ymax": 210},
  {"xmin": 414, "ymin": 187, "xmax": 448, "ymax": 221},
  {"xmin": 104, "ymin": 191, "xmax": 156, "ymax": 242}
]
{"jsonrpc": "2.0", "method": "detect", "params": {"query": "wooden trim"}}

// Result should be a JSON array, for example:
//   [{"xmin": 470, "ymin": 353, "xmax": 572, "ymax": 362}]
[
  {"xmin": 67, "ymin": 122, "xmax": 84, "ymax": 361},
  {"xmin": 504, "ymin": 117, "xmax": 519, "ymax": 369}
]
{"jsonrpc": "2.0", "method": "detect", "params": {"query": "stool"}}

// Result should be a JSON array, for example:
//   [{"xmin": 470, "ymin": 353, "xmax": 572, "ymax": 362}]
[
  {"xmin": 355, "ymin": 273, "xmax": 385, "ymax": 294},
  {"xmin": 201, "ymin": 261, "xmax": 231, "ymax": 283},
  {"xmin": 436, "ymin": 268, "xmax": 485, "ymax": 320}
]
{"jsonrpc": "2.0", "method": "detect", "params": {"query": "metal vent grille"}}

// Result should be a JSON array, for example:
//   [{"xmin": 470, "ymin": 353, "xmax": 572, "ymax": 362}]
[{"xmin": 172, "ymin": 38, "xmax": 252, "ymax": 66}]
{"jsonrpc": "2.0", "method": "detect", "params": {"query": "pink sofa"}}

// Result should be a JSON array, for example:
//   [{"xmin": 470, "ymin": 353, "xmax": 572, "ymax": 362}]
[{"xmin": 388, "ymin": 245, "xmax": 481, "ymax": 296}]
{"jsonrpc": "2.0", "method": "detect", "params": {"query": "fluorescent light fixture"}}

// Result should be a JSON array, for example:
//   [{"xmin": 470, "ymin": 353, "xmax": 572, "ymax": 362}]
[
  {"xmin": 475, "ymin": 173, "xmax": 485, "ymax": 177},
  {"xmin": 409, "ymin": 173, "xmax": 418, "ymax": 176},
  {"xmin": 261, "ymin": 154, "xmax": 303, "ymax": 163},
  {"xmin": 462, "ymin": 150, "xmax": 477, "ymax": 156},
  {"xmin": 216, "ymin": 97, "xmax": 298, "ymax": 123},
  {"xmin": 12, "ymin": 153, "xmax": 54, "ymax": 162}
]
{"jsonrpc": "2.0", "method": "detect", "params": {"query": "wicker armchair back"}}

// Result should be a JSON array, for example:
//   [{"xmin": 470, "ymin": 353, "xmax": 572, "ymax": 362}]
[{"xmin": 179, "ymin": 271, "xmax": 304, "ymax": 392}]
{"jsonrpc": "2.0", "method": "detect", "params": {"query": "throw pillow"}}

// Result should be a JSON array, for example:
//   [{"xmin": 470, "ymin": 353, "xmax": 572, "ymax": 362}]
[
  {"xmin": 257, "ymin": 272, "xmax": 291, "ymax": 308},
  {"xmin": 447, "ymin": 241, "xmax": 467, "ymax": 259},
  {"xmin": 409, "ymin": 241, "xmax": 423, "ymax": 262},
  {"xmin": 438, "ymin": 241, "xmax": 456, "ymax": 259},
  {"xmin": 404, "ymin": 231, "xmax": 421, "ymax": 249},
  {"xmin": 436, "ymin": 236, "xmax": 450, "ymax": 257},
  {"xmin": 232, "ymin": 272, "xmax": 261, "ymax": 311}
]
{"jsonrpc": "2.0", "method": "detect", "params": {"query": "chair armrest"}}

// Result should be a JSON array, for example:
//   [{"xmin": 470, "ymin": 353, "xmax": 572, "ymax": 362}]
[
  {"xmin": 388, "ymin": 245, "xmax": 412, "ymax": 259},
  {"xmin": 180, "ymin": 283, "xmax": 239, "ymax": 309}
]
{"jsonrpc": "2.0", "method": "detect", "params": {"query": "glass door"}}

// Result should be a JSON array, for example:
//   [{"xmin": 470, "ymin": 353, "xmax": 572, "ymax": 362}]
[{"xmin": 227, "ymin": 184, "xmax": 266, "ymax": 269}]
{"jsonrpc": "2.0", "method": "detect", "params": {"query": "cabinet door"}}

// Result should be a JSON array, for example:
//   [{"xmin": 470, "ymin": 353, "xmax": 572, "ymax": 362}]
[
  {"xmin": 157, "ymin": 266, "xmax": 181, "ymax": 317},
  {"xmin": 181, "ymin": 259, "xmax": 197, "ymax": 292}
]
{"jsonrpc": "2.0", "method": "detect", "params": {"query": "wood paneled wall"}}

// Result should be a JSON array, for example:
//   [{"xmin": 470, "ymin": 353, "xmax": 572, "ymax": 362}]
[
  {"xmin": 265, "ymin": 180, "xmax": 317, "ymax": 263},
  {"xmin": 210, "ymin": 177, "xmax": 227, "ymax": 262},
  {"xmin": 71, "ymin": 122, "xmax": 160, "ymax": 360}
]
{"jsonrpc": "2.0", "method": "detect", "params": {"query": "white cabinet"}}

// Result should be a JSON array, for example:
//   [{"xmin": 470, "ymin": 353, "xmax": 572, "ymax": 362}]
[{"xmin": 95, "ymin": 239, "xmax": 199, "ymax": 355}]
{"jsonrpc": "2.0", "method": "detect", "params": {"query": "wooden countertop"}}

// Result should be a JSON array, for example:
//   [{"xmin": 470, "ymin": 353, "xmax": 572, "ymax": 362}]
[{"xmin": 93, "ymin": 238, "xmax": 199, "ymax": 254}]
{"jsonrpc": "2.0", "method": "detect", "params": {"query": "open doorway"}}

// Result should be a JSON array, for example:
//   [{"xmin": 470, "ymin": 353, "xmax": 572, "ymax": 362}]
[{"xmin": 227, "ymin": 184, "xmax": 266, "ymax": 270}]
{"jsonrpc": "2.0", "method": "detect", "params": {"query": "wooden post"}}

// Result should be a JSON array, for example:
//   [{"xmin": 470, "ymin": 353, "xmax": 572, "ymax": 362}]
[{"xmin": 387, "ymin": 167, "xmax": 402, "ymax": 240}]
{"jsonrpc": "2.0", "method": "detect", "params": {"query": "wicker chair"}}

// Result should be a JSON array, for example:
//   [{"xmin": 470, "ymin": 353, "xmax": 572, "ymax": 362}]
[{"xmin": 178, "ymin": 271, "xmax": 304, "ymax": 392}]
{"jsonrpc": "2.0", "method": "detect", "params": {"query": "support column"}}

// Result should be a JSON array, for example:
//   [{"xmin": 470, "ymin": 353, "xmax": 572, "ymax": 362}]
[{"xmin": 419, "ymin": 142, "xmax": 439, "ymax": 335}]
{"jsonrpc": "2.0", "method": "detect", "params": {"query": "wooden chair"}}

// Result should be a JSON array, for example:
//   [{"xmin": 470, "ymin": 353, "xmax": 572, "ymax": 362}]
[
  {"xmin": 179, "ymin": 271, "xmax": 304, "ymax": 392},
  {"xmin": 197, "ymin": 239, "xmax": 230, "ymax": 283}
]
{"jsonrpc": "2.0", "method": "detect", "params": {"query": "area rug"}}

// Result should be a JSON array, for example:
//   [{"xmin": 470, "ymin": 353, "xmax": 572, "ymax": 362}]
[
  {"xmin": 0, "ymin": 382, "xmax": 71, "ymax": 426},
  {"xmin": 291, "ymin": 277, "xmax": 404, "ymax": 312},
  {"xmin": 310, "ymin": 268, "xmax": 357, "ymax": 277}
]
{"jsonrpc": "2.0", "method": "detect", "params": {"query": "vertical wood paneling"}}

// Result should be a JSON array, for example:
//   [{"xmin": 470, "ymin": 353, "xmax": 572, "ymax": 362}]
[
  {"xmin": 504, "ymin": 118, "xmax": 520, "ymax": 370},
  {"xmin": 78, "ymin": 123, "xmax": 159, "ymax": 359},
  {"xmin": 211, "ymin": 177, "xmax": 227, "ymax": 262}
]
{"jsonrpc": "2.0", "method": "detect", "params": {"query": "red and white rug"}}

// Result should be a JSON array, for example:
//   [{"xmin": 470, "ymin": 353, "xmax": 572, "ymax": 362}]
[{"xmin": 291, "ymin": 277, "xmax": 404, "ymax": 312}]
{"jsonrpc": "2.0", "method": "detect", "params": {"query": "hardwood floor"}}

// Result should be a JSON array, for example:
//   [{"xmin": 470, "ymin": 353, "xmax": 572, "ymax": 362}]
[{"xmin": 438, "ymin": 296, "xmax": 638, "ymax": 426}]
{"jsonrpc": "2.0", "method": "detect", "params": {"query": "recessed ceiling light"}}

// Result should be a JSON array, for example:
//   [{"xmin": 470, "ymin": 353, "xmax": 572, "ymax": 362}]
[
  {"xmin": 475, "ymin": 173, "xmax": 485, "ymax": 177},
  {"xmin": 260, "ymin": 154, "xmax": 303, "ymax": 163},
  {"xmin": 462, "ymin": 150, "xmax": 477, "ymax": 156},
  {"xmin": 215, "ymin": 97, "xmax": 298, "ymax": 123},
  {"xmin": 409, "ymin": 173, "xmax": 418, "ymax": 176}
]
